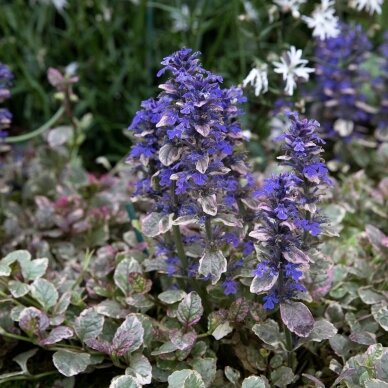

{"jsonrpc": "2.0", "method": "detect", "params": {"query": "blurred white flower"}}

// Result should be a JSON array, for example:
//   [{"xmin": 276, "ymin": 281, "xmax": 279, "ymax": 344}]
[
  {"xmin": 242, "ymin": 1, "xmax": 258, "ymax": 21},
  {"xmin": 302, "ymin": 0, "xmax": 340, "ymax": 40},
  {"xmin": 242, "ymin": 65, "xmax": 269, "ymax": 96},
  {"xmin": 273, "ymin": 0, "xmax": 307, "ymax": 18},
  {"xmin": 272, "ymin": 46, "xmax": 314, "ymax": 96},
  {"xmin": 31, "ymin": 0, "xmax": 67, "ymax": 11},
  {"xmin": 349, "ymin": 0, "xmax": 383, "ymax": 14},
  {"xmin": 171, "ymin": 5, "xmax": 191, "ymax": 32}
]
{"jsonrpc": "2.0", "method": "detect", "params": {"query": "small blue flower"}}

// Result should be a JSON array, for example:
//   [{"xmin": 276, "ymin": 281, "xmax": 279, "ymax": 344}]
[{"xmin": 222, "ymin": 279, "xmax": 238, "ymax": 295}]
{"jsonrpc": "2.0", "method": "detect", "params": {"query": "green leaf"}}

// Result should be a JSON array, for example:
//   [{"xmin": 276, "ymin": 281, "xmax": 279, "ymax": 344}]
[
  {"xmin": 53, "ymin": 350, "xmax": 91, "ymax": 377},
  {"xmin": 252, "ymin": 320, "xmax": 284, "ymax": 348},
  {"xmin": 126, "ymin": 353, "xmax": 152, "ymax": 385},
  {"xmin": 177, "ymin": 292, "xmax": 203, "ymax": 327},
  {"xmin": 198, "ymin": 250, "xmax": 227, "ymax": 285},
  {"xmin": 20, "ymin": 258, "xmax": 48, "ymax": 281},
  {"xmin": 0, "ymin": 250, "xmax": 30, "ymax": 276},
  {"xmin": 224, "ymin": 366, "xmax": 240, "ymax": 385},
  {"xmin": 30, "ymin": 278, "xmax": 59, "ymax": 311},
  {"xmin": 8, "ymin": 280, "xmax": 30, "ymax": 298},
  {"xmin": 74, "ymin": 308, "xmax": 105, "ymax": 342},
  {"xmin": 365, "ymin": 379, "xmax": 388, "ymax": 388},
  {"xmin": 109, "ymin": 375, "xmax": 138, "ymax": 388},
  {"xmin": 114, "ymin": 257, "xmax": 142, "ymax": 296},
  {"xmin": 190, "ymin": 357, "xmax": 217, "ymax": 387},
  {"xmin": 168, "ymin": 369, "xmax": 205, "ymax": 388},
  {"xmin": 371, "ymin": 304, "xmax": 388, "ymax": 331},
  {"xmin": 158, "ymin": 290, "xmax": 187, "ymax": 304},
  {"xmin": 307, "ymin": 319, "xmax": 338, "ymax": 342},
  {"xmin": 211, "ymin": 321, "xmax": 233, "ymax": 340},
  {"xmin": 13, "ymin": 349, "xmax": 38, "ymax": 374},
  {"xmin": 271, "ymin": 366, "xmax": 295, "ymax": 387},
  {"xmin": 242, "ymin": 376, "xmax": 269, "ymax": 388}
]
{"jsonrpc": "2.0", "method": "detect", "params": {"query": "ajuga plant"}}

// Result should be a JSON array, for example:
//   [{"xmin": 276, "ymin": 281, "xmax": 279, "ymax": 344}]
[
  {"xmin": 310, "ymin": 23, "xmax": 376, "ymax": 141},
  {"xmin": 249, "ymin": 112, "xmax": 332, "ymax": 362},
  {"xmin": 0, "ymin": 63, "xmax": 13, "ymax": 138},
  {"xmin": 128, "ymin": 48, "xmax": 256, "ymax": 291}
]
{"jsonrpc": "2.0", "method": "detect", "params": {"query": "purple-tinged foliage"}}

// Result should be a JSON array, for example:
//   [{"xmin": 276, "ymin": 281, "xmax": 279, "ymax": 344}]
[
  {"xmin": 0, "ymin": 63, "xmax": 13, "ymax": 135},
  {"xmin": 312, "ymin": 23, "xmax": 375, "ymax": 140},
  {"xmin": 128, "ymin": 48, "xmax": 255, "ymax": 284},
  {"xmin": 250, "ymin": 113, "xmax": 331, "ymax": 311}
]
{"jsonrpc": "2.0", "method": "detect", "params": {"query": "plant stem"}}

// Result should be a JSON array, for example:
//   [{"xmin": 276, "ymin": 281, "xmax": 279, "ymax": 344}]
[
  {"xmin": 283, "ymin": 320, "xmax": 293, "ymax": 368},
  {"xmin": 5, "ymin": 107, "xmax": 65, "ymax": 143},
  {"xmin": 172, "ymin": 224, "xmax": 188, "ymax": 269}
]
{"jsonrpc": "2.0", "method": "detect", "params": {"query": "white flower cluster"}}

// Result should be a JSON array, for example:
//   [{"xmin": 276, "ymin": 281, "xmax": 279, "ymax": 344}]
[
  {"xmin": 243, "ymin": 46, "xmax": 314, "ymax": 96},
  {"xmin": 273, "ymin": 0, "xmax": 383, "ymax": 40}
]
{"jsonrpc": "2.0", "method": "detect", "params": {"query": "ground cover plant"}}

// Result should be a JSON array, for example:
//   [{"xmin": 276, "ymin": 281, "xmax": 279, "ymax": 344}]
[{"xmin": 0, "ymin": 1, "xmax": 388, "ymax": 387}]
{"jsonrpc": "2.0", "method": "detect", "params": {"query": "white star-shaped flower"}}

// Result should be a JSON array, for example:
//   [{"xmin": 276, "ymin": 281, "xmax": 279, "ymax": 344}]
[
  {"xmin": 272, "ymin": 46, "xmax": 314, "ymax": 96},
  {"xmin": 349, "ymin": 0, "xmax": 383, "ymax": 14},
  {"xmin": 302, "ymin": 0, "xmax": 340, "ymax": 40},
  {"xmin": 273, "ymin": 0, "xmax": 307, "ymax": 18},
  {"xmin": 242, "ymin": 65, "xmax": 269, "ymax": 96}
]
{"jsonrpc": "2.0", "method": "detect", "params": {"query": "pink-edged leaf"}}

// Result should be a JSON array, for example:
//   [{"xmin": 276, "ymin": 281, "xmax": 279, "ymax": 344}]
[
  {"xmin": 196, "ymin": 154, "xmax": 209, "ymax": 174},
  {"xmin": 283, "ymin": 246, "xmax": 311, "ymax": 265},
  {"xmin": 194, "ymin": 123, "xmax": 211, "ymax": 137},
  {"xmin": 198, "ymin": 250, "xmax": 227, "ymax": 285},
  {"xmin": 280, "ymin": 301, "xmax": 314, "ymax": 338},
  {"xmin": 85, "ymin": 338, "xmax": 111, "ymax": 354},
  {"xmin": 169, "ymin": 329, "xmax": 197, "ymax": 350},
  {"xmin": 40, "ymin": 326, "xmax": 74, "ymax": 345},
  {"xmin": 47, "ymin": 68, "xmax": 65, "ymax": 88},
  {"xmin": 249, "ymin": 229, "xmax": 271, "ymax": 242},
  {"xmin": 19, "ymin": 307, "xmax": 50, "ymax": 336},
  {"xmin": 159, "ymin": 144, "xmax": 181, "ymax": 166},
  {"xmin": 198, "ymin": 195, "xmax": 217, "ymax": 216},
  {"xmin": 111, "ymin": 315, "xmax": 144, "ymax": 356}
]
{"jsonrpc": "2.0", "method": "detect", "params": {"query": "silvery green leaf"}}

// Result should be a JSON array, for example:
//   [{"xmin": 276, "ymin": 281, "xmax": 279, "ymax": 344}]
[
  {"xmin": 280, "ymin": 301, "xmax": 314, "ymax": 338},
  {"xmin": 190, "ymin": 357, "xmax": 216, "ymax": 387},
  {"xmin": 126, "ymin": 353, "xmax": 152, "ymax": 385},
  {"xmin": 365, "ymin": 379, "xmax": 388, "ymax": 388},
  {"xmin": 283, "ymin": 247, "xmax": 311, "ymax": 265},
  {"xmin": 365, "ymin": 224, "xmax": 386, "ymax": 250},
  {"xmin": 53, "ymin": 350, "xmax": 91, "ymax": 377},
  {"xmin": 250, "ymin": 271, "xmax": 278, "ymax": 294},
  {"xmin": 158, "ymin": 290, "xmax": 187, "ymax": 304},
  {"xmin": 95, "ymin": 300, "xmax": 128, "ymax": 319},
  {"xmin": 224, "ymin": 366, "xmax": 240, "ymax": 385},
  {"xmin": 307, "ymin": 319, "xmax": 338, "ymax": 342},
  {"xmin": 40, "ymin": 326, "xmax": 74, "ymax": 345},
  {"xmin": 211, "ymin": 321, "xmax": 233, "ymax": 340},
  {"xmin": 74, "ymin": 309, "xmax": 104, "ymax": 342},
  {"xmin": 322, "ymin": 204, "xmax": 346, "ymax": 225},
  {"xmin": 349, "ymin": 331, "xmax": 376, "ymax": 345},
  {"xmin": 252, "ymin": 320, "xmax": 285, "ymax": 348},
  {"xmin": 0, "ymin": 250, "xmax": 30, "ymax": 276},
  {"xmin": 54, "ymin": 291, "xmax": 72, "ymax": 316},
  {"xmin": 198, "ymin": 195, "xmax": 217, "ymax": 216},
  {"xmin": 198, "ymin": 250, "xmax": 226, "ymax": 285},
  {"xmin": 30, "ymin": 278, "xmax": 59, "ymax": 311},
  {"xmin": 151, "ymin": 342, "xmax": 178, "ymax": 356},
  {"xmin": 114, "ymin": 257, "xmax": 142, "ymax": 296},
  {"xmin": 242, "ymin": 376, "xmax": 268, "ymax": 388},
  {"xmin": 48, "ymin": 126, "xmax": 73, "ymax": 147},
  {"xmin": 13, "ymin": 349, "xmax": 38, "ymax": 374},
  {"xmin": 358, "ymin": 287, "xmax": 386, "ymax": 305},
  {"xmin": 20, "ymin": 258, "xmax": 49, "ymax": 281},
  {"xmin": 170, "ymin": 329, "xmax": 197, "ymax": 350},
  {"xmin": 196, "ymin": 154, "xmax": 209, "ymax": 174},
  {"xmin": 172, "ymin": 215, "xmax": 198, "ymax": 226},
  {"xmin": 109, "ymin": 375, "xmax": 138, "ymax": 388},
  {"xmin": 177, "ymin": 292, "xmax": 203, "ymax": 327},
  {"xmin": 112, "ymin": 315, "xmax": 144, "ymax": 356},
  {"xmin": 376, "ymin": 352, "xmax": 388, "ymax": 380},
  {"xmin": 271, "ymin": 366, "xmax": 295, "ymax": 387},
  {"xmin": 19, "ymin": 307, "xmax": 49, "ymax": 336},
  {"xmin": 8, "ymin": 280, "xmax": 29, "ymax": 298},
  {"xmin": 159, "ymin": 144, "xmax": 182, "ymax": 166},
  {"xmin": 142, "ymin": 212, "xmax": 173, "ymax": 237},
  {"xmin": 10, "ymin": 306, "xmax": 24, "ymax": 321},
  {"xmin": 371, "ymin": 303, "xmax": 388, "ymax": 331},
  {"xmin": 168, "ymin": 369, "xmax": 205, "ymax": 388},
  {"xmin": 213, "ymin": 213, "xmax": 243, "ymax": 228}
]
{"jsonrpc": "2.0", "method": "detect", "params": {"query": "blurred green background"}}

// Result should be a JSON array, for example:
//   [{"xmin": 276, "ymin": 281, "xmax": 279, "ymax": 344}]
[{"xmin": 1, "ymin": 0, "xmax": 387, "ymax": 165}]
